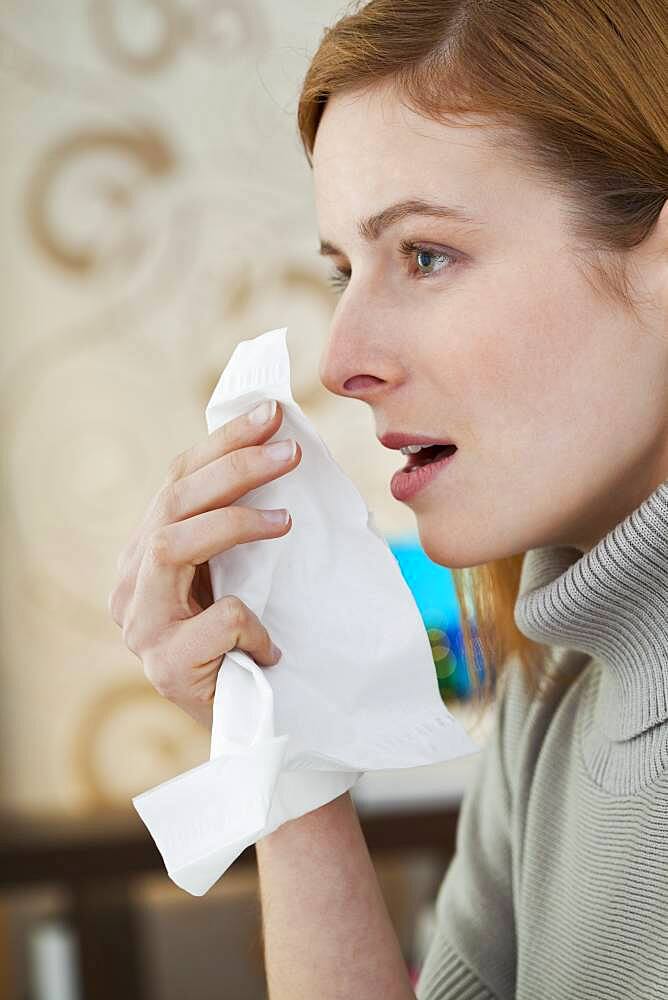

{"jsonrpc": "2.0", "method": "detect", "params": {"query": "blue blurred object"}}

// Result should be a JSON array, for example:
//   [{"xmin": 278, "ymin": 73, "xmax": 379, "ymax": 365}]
[
  {"xmin": 387, "ymin": 534, "xmax": 479, "ymax": 700},
  {"xmin": 387, "ymin": 535, "xmax": 460, "ymax": 627}
]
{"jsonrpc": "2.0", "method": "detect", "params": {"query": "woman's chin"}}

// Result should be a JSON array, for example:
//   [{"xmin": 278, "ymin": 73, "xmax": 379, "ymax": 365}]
[
  {"xmin": 416, "ymin": 528, "xmax": 468, "ymax": 569},
  {"xmin": 415, "ymin": 519, "xmax": 499, "ymax": 570}
]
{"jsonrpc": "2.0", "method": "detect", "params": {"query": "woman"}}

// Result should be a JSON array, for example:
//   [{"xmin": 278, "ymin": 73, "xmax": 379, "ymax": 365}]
[{"xmin": 110, "ymin": 1, "xmax": 668, "ymax": 997}]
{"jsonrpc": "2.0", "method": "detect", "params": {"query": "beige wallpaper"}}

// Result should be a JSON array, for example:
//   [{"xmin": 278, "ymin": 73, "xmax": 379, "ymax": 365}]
[{"xmin": 0, "ymin": 0, "xmax": 418, "ymax": 814}]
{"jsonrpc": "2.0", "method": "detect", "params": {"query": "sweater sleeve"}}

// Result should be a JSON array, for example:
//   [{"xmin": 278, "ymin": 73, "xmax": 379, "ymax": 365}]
[{"xmin": 415, "ymin": 668, "xmax": 519, "ymax": 1000}]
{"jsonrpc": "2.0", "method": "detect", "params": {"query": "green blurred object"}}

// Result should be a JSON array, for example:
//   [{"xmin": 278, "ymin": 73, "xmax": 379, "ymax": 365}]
[{"xmin": 426, "ymin": 624, "xmax": 459, "ymax": 701}]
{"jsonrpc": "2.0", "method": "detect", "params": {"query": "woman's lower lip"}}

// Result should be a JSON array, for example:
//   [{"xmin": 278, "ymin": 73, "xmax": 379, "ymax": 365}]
[{"xmin": 390, "ymin": 450, "xmax": 458, "ymax": 501}]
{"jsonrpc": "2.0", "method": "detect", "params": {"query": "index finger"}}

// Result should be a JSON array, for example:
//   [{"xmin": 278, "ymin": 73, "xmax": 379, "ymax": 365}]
[{"xmin": 166, "ymin": 398, "xmax": 283, "ymax": 484}]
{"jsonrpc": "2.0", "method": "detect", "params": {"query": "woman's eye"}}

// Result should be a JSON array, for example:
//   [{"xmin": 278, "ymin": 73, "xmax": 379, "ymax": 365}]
[{"xmin": 327, "ymin": 241, "xmax": 458, "ymax": 294}]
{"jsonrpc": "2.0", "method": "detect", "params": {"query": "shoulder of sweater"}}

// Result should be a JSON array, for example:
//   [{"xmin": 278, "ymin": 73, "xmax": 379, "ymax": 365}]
[
  {"xmin": 495, "ymin": 647, "xmax": 592, "ymax": 776},
  {"xmin": 498, "ymin": 646, "xmax": 591, "ymax": 719}
]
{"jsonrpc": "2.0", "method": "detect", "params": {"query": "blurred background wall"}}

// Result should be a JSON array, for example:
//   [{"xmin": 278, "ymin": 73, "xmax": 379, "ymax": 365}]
[{"xmin": 0, "ymin": 0, "xmax": 428, "ymax": 817}]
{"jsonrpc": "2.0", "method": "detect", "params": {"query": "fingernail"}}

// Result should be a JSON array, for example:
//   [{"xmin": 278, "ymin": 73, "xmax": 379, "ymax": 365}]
[
  {"xmin": 260, "ymin": 508, "xmax": 290, "ymax": 526},
  {"xmin": 248, "ymin": 399, "xmax": 277, "ymax": 425},
  {"xmin": 264, "ymin": 439, "xmax": 296, "ymax": 462},
  {"xmin": 270, "ymin": 642, "xmax": 282, "ymax": 662}
]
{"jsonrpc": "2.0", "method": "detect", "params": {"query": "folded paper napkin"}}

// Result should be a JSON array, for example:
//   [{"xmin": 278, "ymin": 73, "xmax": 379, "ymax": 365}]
[{"xmin": 132, "ymin": 326, "xmax": 480, "ymax": 896}]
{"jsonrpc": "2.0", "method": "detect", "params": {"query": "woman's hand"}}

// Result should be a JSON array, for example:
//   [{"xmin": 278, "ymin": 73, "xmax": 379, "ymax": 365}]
[{"xmin": 108, "ymin": 399, "xmax": 301, "ymax": 729}]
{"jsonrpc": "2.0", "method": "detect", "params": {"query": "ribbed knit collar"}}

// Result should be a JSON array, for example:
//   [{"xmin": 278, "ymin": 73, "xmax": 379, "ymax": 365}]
[{"xmin": 514, "ymin": 477, "xmax": 668, "ymax": 742}]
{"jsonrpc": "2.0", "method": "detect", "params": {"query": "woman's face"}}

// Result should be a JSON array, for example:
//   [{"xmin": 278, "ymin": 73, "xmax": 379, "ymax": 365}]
[{"xmin": 312, "ymin": 85, "xmax": 668, "ymax": 567}]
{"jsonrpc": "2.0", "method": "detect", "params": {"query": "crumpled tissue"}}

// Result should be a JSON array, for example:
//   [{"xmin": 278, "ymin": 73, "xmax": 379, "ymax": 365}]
[{"xmin": 132, "ymin": 326, "xmax": 480, "ymax": 896}]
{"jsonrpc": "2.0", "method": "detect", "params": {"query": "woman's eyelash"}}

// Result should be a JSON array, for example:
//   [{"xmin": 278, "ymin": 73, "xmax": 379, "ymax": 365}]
[{"xmin": 327, "ymin": 241, "xmax": 458, "ymax": 292}]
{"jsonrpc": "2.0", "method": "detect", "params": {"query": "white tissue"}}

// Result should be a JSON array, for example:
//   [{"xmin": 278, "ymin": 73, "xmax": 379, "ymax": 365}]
[{"xmin": 132, "ymin": 326, "xmax": 480, "ymax": 896}]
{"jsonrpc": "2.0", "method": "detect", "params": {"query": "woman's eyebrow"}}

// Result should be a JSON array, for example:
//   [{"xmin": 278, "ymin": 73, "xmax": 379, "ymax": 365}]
[{"xmin": 318, "ymin": 198, "xmax": 483, "ymax": 256}]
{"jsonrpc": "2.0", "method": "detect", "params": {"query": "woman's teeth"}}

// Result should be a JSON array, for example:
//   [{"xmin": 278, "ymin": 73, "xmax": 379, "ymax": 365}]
[
  {"xmin": 399, "ymin": 443, "xmax": 457, "ymax": 467},
  {"xmin": 399, "ymin": 444, "xmax": 432, "ymax": 455},
  {"xmin": 399, "ymin": 443, "xmax": 453, "ymax": 455}
]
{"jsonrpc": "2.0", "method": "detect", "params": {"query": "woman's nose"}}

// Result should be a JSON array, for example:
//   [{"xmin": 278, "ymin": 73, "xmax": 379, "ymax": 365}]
[
  {"xmin": 318, "ymin": 314, "xmax": 398, "ymax": 401},
  {"xmin": 319, "ymin": 343, "xmax": 388, "ymax": 401}
]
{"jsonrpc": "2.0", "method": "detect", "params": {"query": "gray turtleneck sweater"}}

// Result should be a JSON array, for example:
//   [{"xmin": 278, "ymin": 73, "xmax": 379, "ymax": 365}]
[{"xmin": 415, "ymin": 480, "xmax": 668, "ymax": 1000}]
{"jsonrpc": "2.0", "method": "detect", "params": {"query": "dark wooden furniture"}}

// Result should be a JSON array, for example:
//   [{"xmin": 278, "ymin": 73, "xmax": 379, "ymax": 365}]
[{"xmin": 0, "ymin": 802, "xmax": 460, "ymax": 1000}]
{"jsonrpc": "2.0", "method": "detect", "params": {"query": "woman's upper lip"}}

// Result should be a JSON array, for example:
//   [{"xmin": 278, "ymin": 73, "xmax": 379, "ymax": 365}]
[{"xmin": 378, "ymin": 432, "xmax": 457, "ymax": 449}]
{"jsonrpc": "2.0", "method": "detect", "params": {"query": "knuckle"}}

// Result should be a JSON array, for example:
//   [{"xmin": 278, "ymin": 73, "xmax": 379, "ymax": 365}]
[
  {"xmin": 221, "ymin": 594, "xmax": 246, "ymax": 629},
  {"xmin": 193, "ymin": 686, "xmax": 214, "ymax": 705},
  {"xmin": 142, "ymin": 649, "xmax": 177, "ymax": 698},
  {"xmin": 214, "ymin": 419, "xmax": 236, "ymax": 450},
  {"xmin": 165, "ymin": 450, "xmax": 187, "ymax": 484},
  {"xmin": 146, "ymin": 666, "xmax": 177, "ymax": 700},
  {"xmin": 226, "ymin": 448, "xmax": 247, "ymax": 480},
  {"xmin": 229, "ymin": 505, "xmax": 255, "ymax": 535},
  {"xmin": 228, "ymin": 416, "xmax": 243, "ymax": 441},
  {"xmin": 146, "ymin": 527, "xmax": 173, "ymax": 565},
  {"xmin": 121, "ymin": 606, "xmax": 156, "ymax": 658},
  {"xmin": 156, "ymin": 482, "xmax": 180, "ymax": 522},
  {"xmin": 121, "ymin": 618, "xmax": 143, "ymax": 655}
]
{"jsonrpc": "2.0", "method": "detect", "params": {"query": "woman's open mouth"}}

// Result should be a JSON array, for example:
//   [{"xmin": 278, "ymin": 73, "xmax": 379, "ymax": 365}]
[{"xmin": 402, "ymin": 443, "xmax": 458, "ymax": 469}]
